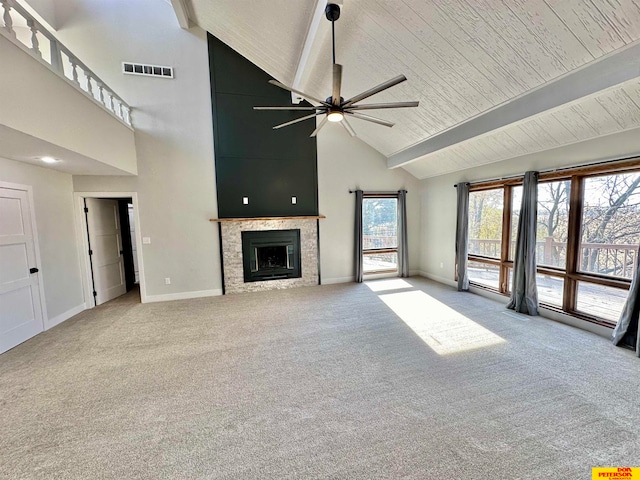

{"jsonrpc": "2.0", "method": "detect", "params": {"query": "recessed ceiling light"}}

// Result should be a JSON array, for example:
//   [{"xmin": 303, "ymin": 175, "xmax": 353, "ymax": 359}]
[{"xmin": 41, "ymin": 156, "xmax": 60, "ymax": 164}]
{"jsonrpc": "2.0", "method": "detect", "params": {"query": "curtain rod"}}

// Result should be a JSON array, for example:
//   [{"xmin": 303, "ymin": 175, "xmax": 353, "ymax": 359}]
[
  {"xmin": 348, "ymin": 190, "xmax": 407, "ymax": 194},
  {"xmin": 451, "ymin": 154, "xmax": 640, "ymax": 187}
]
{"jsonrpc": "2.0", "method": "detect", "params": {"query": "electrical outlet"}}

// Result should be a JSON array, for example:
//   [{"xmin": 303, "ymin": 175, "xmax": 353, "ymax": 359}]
[
  {"xmin": 291, "ymin": 196, "xmax": 297, "ymax": 204},
  {"xmin": 142, "ymin": 237, "xmax": 151, "ymax": 244},
  {"xmin": 440, "ymin": 262, "xmax": 444, "ymax": 269},
  {"xmin": 242, "ymin": 197, "xmax": 249, "ymax": 205},
  {"xmin": 165, "ymin": 277, "xmax": 171, "ymax": 285}
]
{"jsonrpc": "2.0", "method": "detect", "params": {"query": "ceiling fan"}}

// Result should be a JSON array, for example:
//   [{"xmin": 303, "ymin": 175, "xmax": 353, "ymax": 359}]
[{"xmin": 253, "ymin": 3, "xmax": 419, "ymax": 137}]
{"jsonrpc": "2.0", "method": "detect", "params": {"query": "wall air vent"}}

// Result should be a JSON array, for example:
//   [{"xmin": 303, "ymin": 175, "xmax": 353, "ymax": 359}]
[{"xmin": 122, "ymin": 62, "xmax": 174, "ymax": 79}]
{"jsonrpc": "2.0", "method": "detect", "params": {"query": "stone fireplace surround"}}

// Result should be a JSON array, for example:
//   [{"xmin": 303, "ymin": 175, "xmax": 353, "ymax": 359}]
[{"xmin": 212, "ymin": 216, "xmax": 323, "ymax": 294}]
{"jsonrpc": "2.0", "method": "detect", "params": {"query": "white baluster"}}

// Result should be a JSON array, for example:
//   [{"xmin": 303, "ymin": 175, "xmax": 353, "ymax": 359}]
[
  {"xmin": 69, "ymin": 57, "xmax": 80, "ymax": 85},
  {"xmin": 123, "ymin": 106, "xmax": 131, "ymax": 126},
  {"xmin": 49, "ymin": 39, "xmax": 63, "ymax": 73},
  {"xmin": 84, "ymin": 72, "xmax": 93, "ymax": 96},
  {"xmin": 27, "ymin": 18, "xmax": 41, "ymax": 58},
  {"xmin": 108, "ymin": 92, "xmax": 114, "ymax": 111},
  {"xmin": 96, "ymin": 83, "xmax": 105, "ymax": 106},
  {"xmin": 1, "ymin": 0, "xmax": 15, "ymax": 38}
]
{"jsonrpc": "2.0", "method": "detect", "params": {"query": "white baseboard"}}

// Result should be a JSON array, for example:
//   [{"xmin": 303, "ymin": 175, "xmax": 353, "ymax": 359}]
[
  {"xmin": 143, "ymin": 289, "xmax": 223, "ymax": 303},
  {"xmin": 321, "ymin": 276, "xmax": 355, "ymax": 285},
  {"xmin": 538, "ymin": 306, "xmax": 612, "ymax": 339},
  {"xmin": 419, "ymin": 271, "xmax": 457, "ymax": 288},
  {"xmin": 45, "ymin": 303, "xmax": 87, "ymax": 330}
]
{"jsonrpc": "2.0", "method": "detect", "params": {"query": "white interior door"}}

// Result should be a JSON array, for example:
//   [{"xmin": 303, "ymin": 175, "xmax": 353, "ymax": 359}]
[
  {"xmin": 0, "ymin": 187, "xmax": 44, "ymax": 354},
  {"xmin": 85, "ymin": 198, "xmax": 126, "ymax": 305}
]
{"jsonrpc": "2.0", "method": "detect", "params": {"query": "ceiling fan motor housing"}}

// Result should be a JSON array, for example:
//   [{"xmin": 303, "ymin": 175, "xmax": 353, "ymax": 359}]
[{"xmin": 325, "ymin": 4, "xmax": 341, "ymax": 22}]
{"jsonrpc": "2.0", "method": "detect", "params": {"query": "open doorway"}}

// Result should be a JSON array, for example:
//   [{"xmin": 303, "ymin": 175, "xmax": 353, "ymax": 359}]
[{"xmin": 74, "ymin": 192, "xmax": 145, "ymax": 307}]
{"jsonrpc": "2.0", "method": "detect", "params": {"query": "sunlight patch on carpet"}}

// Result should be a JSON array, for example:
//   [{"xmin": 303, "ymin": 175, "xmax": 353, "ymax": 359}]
[
  {"xmin": 365, "ymin": 279, "xmax": 413, "ymax": 292},
  {"xmin": 379, "ymin": 290, "xmax": 506, "ymax": 355}
]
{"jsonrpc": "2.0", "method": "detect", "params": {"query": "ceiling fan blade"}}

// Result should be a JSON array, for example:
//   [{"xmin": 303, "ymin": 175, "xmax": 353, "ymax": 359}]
[
  {"xmin": 268, "ymin": 80, "xmax": 329, "ymax": 106},
  {"xmin": 254, "ymin": 106, "xmax": 322, "ymax": 111},
  {"xmin": 273, "ymin": 113, "xmax": 321, "ymax": 130},
  {"xmin": 342, "ymin": 75, "xmax": 407, "ymax": 107},
  {"xmin": 310, "ymin": 116, "xmax": 329, "ymax": 137},
  {"xmin": 345, "ymin": 101, "xmax": 419, "ymax": 111},
  {"xmin": 345, "ymin": 111, "xmax": 395, "ymax": 128},
  {"xmin": 332, "ymin": 64, "xmax": 342, "ymax": 106},
  {"xmin": 341, "ymin": 117, "xmax": 356, "ymax": 137}
]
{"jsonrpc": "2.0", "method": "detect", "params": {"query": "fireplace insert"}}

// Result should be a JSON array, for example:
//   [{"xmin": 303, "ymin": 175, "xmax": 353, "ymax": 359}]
[{"xmin": 241, "ymin": 229, "xmax": 301, "ymax": 282}]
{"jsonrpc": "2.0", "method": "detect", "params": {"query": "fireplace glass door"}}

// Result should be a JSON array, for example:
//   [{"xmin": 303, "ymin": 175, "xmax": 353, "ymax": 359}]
[{"xmin": 242, "ymin": 230, "xmax": 301, "ymax": 282}]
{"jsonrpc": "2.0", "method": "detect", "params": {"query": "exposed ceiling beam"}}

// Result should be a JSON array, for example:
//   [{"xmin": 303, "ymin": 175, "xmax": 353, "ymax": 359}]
[
  {"xmin": 169, "ymin": 0, "xmax": 194, "ymax": 29},
  {"xmin": 290, "ymin": 0, "xmax": 342, "ymax": 104},
  {"xmin": 388, "ymin": 42, "xmax": 640, "ymax": 169}
]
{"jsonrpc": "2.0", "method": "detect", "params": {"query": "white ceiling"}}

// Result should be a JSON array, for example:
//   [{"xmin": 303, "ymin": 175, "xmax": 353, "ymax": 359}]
[{"xmin": 185, "ymin": 0, "xmax": 640, "ymax": 178}]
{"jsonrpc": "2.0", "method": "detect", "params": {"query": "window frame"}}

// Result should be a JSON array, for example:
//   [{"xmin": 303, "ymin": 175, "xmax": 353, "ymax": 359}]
[
  {"xmin": 362, "ymin": 193, "xmax": 399, "ymax": 275},
  {"xmin": 466, "ymin": 159, "xmax": 639, "ymax": 328}
]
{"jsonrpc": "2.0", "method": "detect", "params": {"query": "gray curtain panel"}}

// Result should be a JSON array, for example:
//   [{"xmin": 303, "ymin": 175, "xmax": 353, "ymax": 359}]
[
  {"xmin": 455, "ymin": 182, "xmax": 470, "ymax": 291},
  {"xmin": 612, "ymin": 247, "xmax": 640, "ymax": 356},
  {"xmin": 398, "ymin": 190, "xmax": 409, "ymax": 278},
  {"xmin": 355, "ymin": 190, "xmax": 364, "ymax": 283},
  {"xmin": 507, "ymin": 171, "xmax": 539, "ymax": 315}
]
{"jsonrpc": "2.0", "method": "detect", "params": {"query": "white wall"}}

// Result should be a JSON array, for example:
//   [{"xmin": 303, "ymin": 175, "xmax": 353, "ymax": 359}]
[
  {"xmin": 16, "ymin": 0, "xmax": 58, "ymax": 31},
  {"xmin": 61, "ymin": 0, "xmax": 222, "ymax": 300},
  {"xmin": 0, "ymin": 156, "xmax": 84, "ymax": 324},
  {"xmin": 419, "ymin": 128, "xmax": 640, "ymax": 284},
  {"xmin": 0, "ymin": 35, "xmax": 137, "ymax": 175},
  {"xmin": 318, "ymin": 123, "xmax": 421, "ymax": 284}
]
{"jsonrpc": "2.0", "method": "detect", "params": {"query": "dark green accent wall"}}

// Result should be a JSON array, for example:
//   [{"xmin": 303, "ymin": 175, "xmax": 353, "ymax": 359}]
[{"xmin": 208, "ymin": 34, "xmax": 319, "ymax": 218}]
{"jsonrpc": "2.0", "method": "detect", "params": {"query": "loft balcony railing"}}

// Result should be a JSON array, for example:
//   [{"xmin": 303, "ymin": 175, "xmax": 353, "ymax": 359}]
[{"xmin": 1, "ymin": 0, "xmax": 132, "ymax": 128}]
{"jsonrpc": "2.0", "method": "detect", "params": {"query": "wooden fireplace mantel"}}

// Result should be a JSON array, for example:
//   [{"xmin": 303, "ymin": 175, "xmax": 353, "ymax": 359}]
[{"xmin": 210, "ymin": 215, "xmax": 326, "ymax": 222}]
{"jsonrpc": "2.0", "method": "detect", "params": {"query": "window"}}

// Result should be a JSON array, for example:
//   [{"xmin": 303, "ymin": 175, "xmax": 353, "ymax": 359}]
[
  {"xmin": 576, "ymin": 282, "xmax": 627, "ymax": 322},
  {"xmin": 466, "ymin": 161, "xmax": 640, "ymax": 326},
  {"xmin": 362, "ymin": 196, "xmax": 398, "ymax": 274},
  {"xmin": 509, "ymin": 186, "xmax": 522, "ymax": 261},
  {"xmin": 466, "ymin": 187, "xmax": 511, "ymax": 293},
  {"xmin": 536, "ymin": 273, "xmax": 563, "ymax": 307},
  {"xmin": 468, "ymin": 189, "xmax": 503, "ymax": 259},
  {"xmin": 468, "ymin": 260, "xmax": 500, "ymax": 289},
  {"xmin": 579, "ymin": 173, "xmax": 640, "ymax": 279},
  {"xmin": 537, "ymin": 180, "xmax": 570, "ymax": 269}
]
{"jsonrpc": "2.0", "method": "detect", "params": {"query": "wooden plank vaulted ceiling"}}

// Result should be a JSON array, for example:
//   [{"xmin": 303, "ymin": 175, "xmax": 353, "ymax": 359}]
[{"xmin": 183, "ymin": 0, "xmax": 640, "ymax": 178}]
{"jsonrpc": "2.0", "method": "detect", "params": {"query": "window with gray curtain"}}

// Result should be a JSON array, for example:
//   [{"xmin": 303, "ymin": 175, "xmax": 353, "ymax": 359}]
[
  {"xmin": 507, "ymin": 171, "xmax": 539, "ymax": 316},
  {"xmin": 612, "ymin": 247, "xmax": 640, "ymax": 356},
  {"xmin": 462, "ymin": 163, "xmax": 640, "ymax": 329},
  {"xmin": 356, "ymin": 191, "xmax": 406, "ymax": 281},
  {"xmin": 455, "ymin": 183, "xmax": 470, "ymax": 291}
]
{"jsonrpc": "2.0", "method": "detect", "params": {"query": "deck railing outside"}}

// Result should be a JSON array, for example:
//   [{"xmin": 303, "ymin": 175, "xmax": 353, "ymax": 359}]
[
  {"xmin": 1, "ymin": 0, "xmax": 132, "ymax": 127},
  {"xmin": 469, "ymin": 238, "xmax": 638, "ymax": 278}
]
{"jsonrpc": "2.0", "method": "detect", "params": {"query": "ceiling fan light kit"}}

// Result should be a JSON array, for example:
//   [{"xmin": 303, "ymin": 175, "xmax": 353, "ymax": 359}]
[
  {"xmin": 253, "ymin": 3, "xmax": 419, "ymax": 137},
  {"xmin": 327, "ymin": 111, "xmax": 344, "ymax": 122}
]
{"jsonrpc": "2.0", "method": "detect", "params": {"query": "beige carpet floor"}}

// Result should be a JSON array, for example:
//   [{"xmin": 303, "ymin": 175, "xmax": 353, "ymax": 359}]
[{"xmin": 1, "ymin": 277, "xmax": 639, "ymax": 479}]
